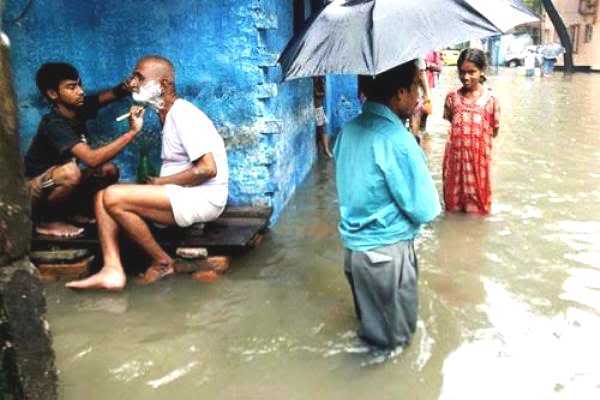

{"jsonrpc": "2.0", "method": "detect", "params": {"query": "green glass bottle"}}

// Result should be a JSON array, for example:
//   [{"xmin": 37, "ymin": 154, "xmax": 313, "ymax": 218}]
[{"xmin": 136, "ymin": 145, "xmax": 157, "ymax": 183}]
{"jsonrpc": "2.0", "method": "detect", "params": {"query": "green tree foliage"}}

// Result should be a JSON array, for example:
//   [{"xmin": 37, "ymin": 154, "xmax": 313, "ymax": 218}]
[{"xmin": 523, "ymin": 0, "xmax": 543, "ymax": 14}]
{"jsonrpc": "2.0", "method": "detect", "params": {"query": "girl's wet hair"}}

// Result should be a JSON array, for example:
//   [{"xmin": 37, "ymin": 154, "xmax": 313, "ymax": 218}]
[{"xmin": 457, "ymin": 48, "xmax": 488, "ymax": 83}]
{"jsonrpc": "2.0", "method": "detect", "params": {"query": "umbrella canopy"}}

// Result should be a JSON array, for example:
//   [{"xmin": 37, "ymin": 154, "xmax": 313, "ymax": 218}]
[{"xmin": 279, "ymin": 0, "xmax": 539, "ymax": 80}]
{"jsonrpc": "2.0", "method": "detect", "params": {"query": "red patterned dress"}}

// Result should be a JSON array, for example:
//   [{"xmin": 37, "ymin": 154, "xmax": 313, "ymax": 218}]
[{"xmin": 443, "ymin": 87, "xmax": 500, "ymax": 214}]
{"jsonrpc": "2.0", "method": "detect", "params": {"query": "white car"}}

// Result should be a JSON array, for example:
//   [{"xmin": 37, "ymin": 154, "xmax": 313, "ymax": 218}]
[{"xmin": 505, "ymin": 45, "xmax": 540, "ymax": 67}]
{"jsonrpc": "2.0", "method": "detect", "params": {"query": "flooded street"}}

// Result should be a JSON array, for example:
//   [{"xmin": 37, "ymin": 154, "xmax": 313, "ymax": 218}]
[{"xmin": 46, "ymin": 69, "xmax": 600, "ymax": 399}]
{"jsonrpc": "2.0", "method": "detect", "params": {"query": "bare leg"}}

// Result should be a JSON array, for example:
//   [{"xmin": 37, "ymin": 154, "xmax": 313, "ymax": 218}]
[
  {"xmin": 35, "ymin": 163, "xmax": 84, "ymax": 237},
  {"xmin": 103, "ymin": 184, "xmax": 177, "ymax": 284},
  {"xmin": 317, "ymin": 125, "xmax": 333, "ymax": 158},
  {"xmin": 46, "ymin": 162, "xmax": 82, "ymax": 203},
  {"xmin": 69, "ymin": 162, "xmax": 120, "ymax": 224},
  {"xmin": 66, "ymin": 190, "xmax": 127, "ymax": 291},
  {"xmin": 420, "ymin": 132, "xmax": 432, "ymax": 160}
]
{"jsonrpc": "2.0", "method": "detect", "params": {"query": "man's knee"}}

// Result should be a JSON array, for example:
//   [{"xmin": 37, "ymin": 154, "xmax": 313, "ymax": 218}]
[
  {"xmin": 103, "ymin": 185, "xmax": 123, "ymax": 213},
  {"xmin": 103, "ymin": 185, "xmax": 135, "ymax": 215},
  {"xmin": 94, "ymin": 189, "xmax": 105, "ymax": 205}
]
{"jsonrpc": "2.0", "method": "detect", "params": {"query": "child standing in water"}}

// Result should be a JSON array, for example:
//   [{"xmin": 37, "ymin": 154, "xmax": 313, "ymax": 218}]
[{"xmin": 443, "ymin": 49, "xmax": 500, "ymax": 215}]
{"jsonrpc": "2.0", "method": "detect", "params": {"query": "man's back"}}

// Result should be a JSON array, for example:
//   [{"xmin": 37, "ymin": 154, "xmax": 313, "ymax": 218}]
[
  {"xmin": 334, "ymin": 101, "xmax": 440, "ymax": 252},
  {"xmin": 161, "ymin": 98, "xmax": 228, "ymax": 207},
  {"xmin": 25, "ymin": 112, "xmax": 74, "ymax": 177}
]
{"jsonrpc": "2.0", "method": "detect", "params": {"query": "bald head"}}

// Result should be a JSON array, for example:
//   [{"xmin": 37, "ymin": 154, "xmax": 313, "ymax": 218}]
[
  {"xmin": 132, "ymin": 55, "xmax": 176, "ymax": 97},
  {"xmin": 136, "ymin": 55, "xmax": 174, "ymax": 82}
]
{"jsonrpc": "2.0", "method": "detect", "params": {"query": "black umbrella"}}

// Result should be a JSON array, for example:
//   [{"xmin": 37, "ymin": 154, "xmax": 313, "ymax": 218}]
[{"xmin": 279, "ymin": 0, "xmax": 538, "ymax": 80}]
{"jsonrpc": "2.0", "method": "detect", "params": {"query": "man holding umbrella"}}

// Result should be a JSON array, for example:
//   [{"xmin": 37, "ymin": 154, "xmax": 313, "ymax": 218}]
[
  {"xmin": 279, "ymin": 0, "xmax": 537, "ymax": 350},
  {"xmin": 334, "ymin": 61, "xmax": 440, "ymax": 350}
]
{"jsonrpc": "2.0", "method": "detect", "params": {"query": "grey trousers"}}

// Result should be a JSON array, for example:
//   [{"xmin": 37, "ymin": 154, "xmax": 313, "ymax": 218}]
[{"xmin": 344, "ymin": 240, "xmax": 418, "ymax": 349}]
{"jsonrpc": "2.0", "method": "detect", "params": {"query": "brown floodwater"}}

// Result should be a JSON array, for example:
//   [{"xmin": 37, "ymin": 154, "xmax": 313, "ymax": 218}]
[{"xmin": 45, "ymin": 68, "xmax": 600, "ymax": 399}]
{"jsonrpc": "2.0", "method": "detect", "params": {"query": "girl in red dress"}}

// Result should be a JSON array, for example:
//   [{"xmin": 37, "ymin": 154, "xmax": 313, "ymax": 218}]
[{"xmin": 443, "ymin": 49, "xmax": 500, "ymax": 215}]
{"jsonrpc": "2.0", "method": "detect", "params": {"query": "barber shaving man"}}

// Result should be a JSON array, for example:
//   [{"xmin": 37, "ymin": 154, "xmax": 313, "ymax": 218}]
[{"xmin": 67, "ymin": 55, "xmax": 229, "ymax": 291}]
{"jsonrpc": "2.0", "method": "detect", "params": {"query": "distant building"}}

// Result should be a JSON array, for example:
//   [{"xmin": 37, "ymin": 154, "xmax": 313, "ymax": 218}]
[{"xmin": 541, "ymin": 0, "xmax": 600, "ymax": 71}]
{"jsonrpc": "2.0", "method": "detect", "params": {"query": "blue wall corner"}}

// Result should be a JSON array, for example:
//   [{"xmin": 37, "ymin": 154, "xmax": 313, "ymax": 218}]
[{"xmin": 2, "ymin": 0, "xmax": 356, "ymax": 226}]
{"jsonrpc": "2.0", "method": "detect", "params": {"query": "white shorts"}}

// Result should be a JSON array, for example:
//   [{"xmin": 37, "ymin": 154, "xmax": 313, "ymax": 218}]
[{"xmin": 164, "ymin": 184, "xmax": 225, "ymax": 227}]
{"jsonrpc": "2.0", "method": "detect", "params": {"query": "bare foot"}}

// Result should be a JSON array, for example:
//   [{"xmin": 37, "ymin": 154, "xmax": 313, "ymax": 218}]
[
  {"xmin": 36, "ymin": 222, "xmax": 84, "ymax": 238},
  {"xmin": 318, "ymin": 132, "xmax": 333, "ymax": 158},
  {"xmin": 136, "ymin": 260, "xmax": 175, "ymax": 285},
  {"xmin": 66, "ymin": 268, "xmax": 126, "ymax": 291}
]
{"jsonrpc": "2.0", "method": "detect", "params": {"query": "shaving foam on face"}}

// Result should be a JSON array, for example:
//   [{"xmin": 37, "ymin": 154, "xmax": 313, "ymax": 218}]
[{"xmin": 133, "ymin": 80, "xmax": 164, "ymax": 110}]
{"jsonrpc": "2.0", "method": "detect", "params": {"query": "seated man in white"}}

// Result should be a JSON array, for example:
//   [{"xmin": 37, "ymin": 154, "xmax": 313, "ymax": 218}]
[{"xmin": 67, "ymin": 55, "xmax": 229, "ymax": 290}]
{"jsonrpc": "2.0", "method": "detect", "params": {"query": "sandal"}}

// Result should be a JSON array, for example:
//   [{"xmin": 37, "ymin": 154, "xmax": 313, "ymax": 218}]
[{"xmin": 135, "ymin": 261, "xmax": 174, "ymax": 285}]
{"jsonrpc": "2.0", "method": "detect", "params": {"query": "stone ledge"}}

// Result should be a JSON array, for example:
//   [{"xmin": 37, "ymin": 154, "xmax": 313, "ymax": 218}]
[
  {"xmin": 35, "ymin": 256, "xmax": 94, "ymax": 282},
  {"xmin": 255, "ymin": 50, "xmax": 279, "ymax": 68},
  {"xmin": 175, "ymin": 255, "xmax": 231, "ymax": 275},
  {"xmin": 253, "ymin": 11, "xmax": 278, "ymax": 30},
  {"xmin": 256, "ymin": 83, "xmax": 278, "ymax": 99},
  {"xmin": 257, "ymin": 119, "xmax": 282, "ymax": 135}
]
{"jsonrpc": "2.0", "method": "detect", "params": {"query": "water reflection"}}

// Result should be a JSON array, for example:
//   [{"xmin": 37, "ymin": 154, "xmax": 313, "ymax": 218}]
[
  {"xmin": 45, "ymin": 69, "xmax": 600, "ymax": 399},
  {"xmin": 441, "ymin": 279, "xmax": 600, "ymax": 400}
]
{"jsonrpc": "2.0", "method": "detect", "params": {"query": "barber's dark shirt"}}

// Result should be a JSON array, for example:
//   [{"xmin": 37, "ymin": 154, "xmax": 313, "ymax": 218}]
[{"xmin": 24, "ymin": 95, "xmax": 101, "ymax": 178}]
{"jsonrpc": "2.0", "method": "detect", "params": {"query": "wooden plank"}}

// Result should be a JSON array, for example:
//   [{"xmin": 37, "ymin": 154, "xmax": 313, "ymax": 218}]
[
  {"xmin": 31, "ymin": 209, "xmax": 272, "ymax": 254},
  {"xmin": 220, "ymin": 206, "xmax": 273, "ymax": 219}
]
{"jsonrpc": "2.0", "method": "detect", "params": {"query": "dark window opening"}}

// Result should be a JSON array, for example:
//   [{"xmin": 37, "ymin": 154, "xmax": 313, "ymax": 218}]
[
  {"xmin": 584, "ymin": 24, "xmax": 593, "ymax": 43},
  {"xmin": 570, "ymin": 24, "xmax": 580, "ymax": 54}
]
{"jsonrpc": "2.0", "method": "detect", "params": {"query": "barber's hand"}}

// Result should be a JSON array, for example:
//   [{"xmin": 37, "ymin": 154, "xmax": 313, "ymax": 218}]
[
  {"xmin": 121, "ymin": 74, "xmax": 137, "ymax": 94},
  {"xmin": 129, "ymin": 105, "xmax": 145, "ymax": 134},
  {"xmin": 111, "ymin": 77, "xmax": 135, "ymax": 98}
]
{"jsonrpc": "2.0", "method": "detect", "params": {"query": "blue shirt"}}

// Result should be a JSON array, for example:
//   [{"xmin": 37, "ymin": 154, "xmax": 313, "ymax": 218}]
[{"xmin": 333, "ymin": 101, "xmax": 441, "ymax": 251}]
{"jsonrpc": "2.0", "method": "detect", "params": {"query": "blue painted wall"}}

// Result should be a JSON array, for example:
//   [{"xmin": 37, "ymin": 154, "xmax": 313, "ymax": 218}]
[
  {"xmin": 3, "ymin": 0, "xmax": 356, "ymax": 224},
  {"xmin": 324, "ymin": 75, "xmax": 361, "ymax": 142},
  {"xmin": 262, "ymin": 0, "xmax": 316, "ymax": 221}
]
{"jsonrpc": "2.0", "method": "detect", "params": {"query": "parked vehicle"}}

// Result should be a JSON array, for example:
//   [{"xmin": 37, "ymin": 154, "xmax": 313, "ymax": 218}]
[
  {"xmin": 505, "ymin": 45, "xmax": 540, "ymax": 67},
  {"xmin": 441, "ymin": 48, "xmax": 461, "ymax": 66}
]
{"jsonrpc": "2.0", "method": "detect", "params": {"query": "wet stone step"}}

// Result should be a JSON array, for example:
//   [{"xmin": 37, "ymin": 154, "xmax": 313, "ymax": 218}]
[
  {"xmin": 175, "ymin": 255, "xmax": 231, "ymax": 275},
  {"xmin": 30, "ymin": 249, "xmax": 90, "ymax": 263},
  {"xmin": 36, "ymin": 255, "xmax": 94, "ymax": 282},
  {"xmin": 175, "ymin": 247, "xmax": 208, "ymax": 259},
  {"xmin": 189, "ymin": 256, "xmax": 231, "ymax": 283}
]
